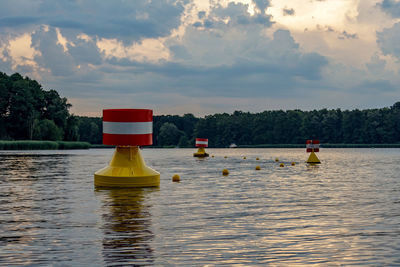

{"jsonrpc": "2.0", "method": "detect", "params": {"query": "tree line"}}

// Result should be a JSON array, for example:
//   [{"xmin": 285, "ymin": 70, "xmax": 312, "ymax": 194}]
[{"xmin": 1, "ymin": 72, "xmax": 400, "ymax": 147}]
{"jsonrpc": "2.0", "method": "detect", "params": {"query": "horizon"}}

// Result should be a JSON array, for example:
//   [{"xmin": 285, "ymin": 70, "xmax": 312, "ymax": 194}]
[{"xmin": 1, "ymin": 0, "xmax": 399, "ymax": 117}]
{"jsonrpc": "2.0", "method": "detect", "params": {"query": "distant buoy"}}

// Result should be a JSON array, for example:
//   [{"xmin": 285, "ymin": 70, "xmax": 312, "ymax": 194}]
[
  {"xmin": 243, "ymin": 156, "xmax": 246, "ymax": 159},
  {"xmin": 255, "ymin": 165, "xmax": 261, "ymax": 170},
  {"xmin": 224, "ymin": 156, "xmax": 227, "ymax": 158},
  {"xmin": 256, "ymin": 157, "xmax": 259, "ymax": 160},
  {"xmin": 275, "ymin": 158, "xmax": 279, "ymax": 162},
  {"xmin": 193, "ymin": 138, "xmax": 209, "ymax": 157},
  {"xmin": 172, "ymin": 174, "xmax": 180, "ymax": 182},
  {"xmin": 291, "ymin": 162, "xmax": 296, "ymax": 166},
  {"xmin": 222, "ymin": 169, "xmax": 229, "ymax": 175},
  {"xmin": 211, "ymin": 155, "xmax": 214, "ymax": 158},
  {"xmin": 279, "ymin": 163, "xmax": 284, "ymax": 167}
]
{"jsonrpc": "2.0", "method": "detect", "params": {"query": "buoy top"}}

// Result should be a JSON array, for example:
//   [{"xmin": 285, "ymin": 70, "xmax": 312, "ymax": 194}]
[
  {"xmin": 102, "ymin": 109, "xmax": 153, "ymax": 146},
  {"xmin": 195, "ymin": 138, "xmax": 208, "ymax": 148},
  {"xmin": 306, "ymin": 140, "xmax": 320, "ymax": 152}
]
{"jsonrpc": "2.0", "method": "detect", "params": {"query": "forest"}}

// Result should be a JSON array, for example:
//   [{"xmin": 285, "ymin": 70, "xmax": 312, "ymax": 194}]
[{"xmin": 1, "ymin": 72, "xmax": 400, "ymax": 147}]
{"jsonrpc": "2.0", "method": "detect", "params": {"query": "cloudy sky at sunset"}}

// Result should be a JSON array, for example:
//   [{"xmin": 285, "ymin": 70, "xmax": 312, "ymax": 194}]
[{"xmin": 0, "ymin": 0, "xmax": 399, "ymax": 116}]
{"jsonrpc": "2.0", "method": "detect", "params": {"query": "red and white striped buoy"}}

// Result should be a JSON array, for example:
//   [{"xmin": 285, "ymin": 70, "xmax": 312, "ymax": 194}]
[
  {"xmin": 102, "ymin": 109, "xmax": 153, "ymax": 146},
  {"xmin": 306, "ymin": 140, "xmax": 320, "ymax": 152},
  {"xmin": 195, "ymin": 138, "xmax": 208, "ymax": 148}
]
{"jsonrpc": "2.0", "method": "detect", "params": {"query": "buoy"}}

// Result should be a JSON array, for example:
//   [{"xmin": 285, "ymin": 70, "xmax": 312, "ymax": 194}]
[
  {"xmin": 275, "ymin": 158, "xmax": 279, "ymax": 162},
  {"xmin": 222, "ymin": 169, "xmax": 229, "ymax": 175},
  {"xmin": 193, "ymin": 138, "xmax": 209, "ymax": 157},
  {"xmin": 291, "ymin": 162, "xmax": 296, "ymax": 166},
  {"xmin": 224, "ymin": 156, "xmax": 227, "ymax": 158},
  {"xmin": 94, "ymin": 109, "xmax": 160, "ymax": 187},
  {"xmin": 172, "ymin": 174, "xmax": 180, "ymax": 182},
  {"xmin": 306, "ymin": 140, "xmax": 321, "ymax": 164},
  {"xmin": 211, "ymin": 155, "xmax": 214, "ymax": 158},
  {"xmin": 256, "ymin": 157, "xmax": 259, "ymax": 160},
  {"xmin": 243, "ymin": 156, "xmax": 246, "ymax": 159},
  {"xmin": 280, "ymin": 163, "xmax": 284, "ymax": 167},
  {"xmin": 255, "ymin": 165, "xmax": 261, "ymax": 170}
]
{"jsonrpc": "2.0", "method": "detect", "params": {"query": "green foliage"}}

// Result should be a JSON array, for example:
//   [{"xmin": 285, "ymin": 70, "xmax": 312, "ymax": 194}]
[
  {"xmin": 0, "ymin": 72, "xmax": 77, "ymax": 141},
  {"xmin": 33, "ymin": 119, "xmax": 63, "ymax": 141}
]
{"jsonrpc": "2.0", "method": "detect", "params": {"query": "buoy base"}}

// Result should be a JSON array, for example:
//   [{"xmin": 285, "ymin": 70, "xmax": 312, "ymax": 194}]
[
  {"xmin": 193, "ymin": 147, "xmax": 209, "ymax": 157},
  {"xmin": 94, "ymin": 146, "xmax": 160, "ymax": 187},
  {"xmin": 306, "ymin": 151, "xmax": 321, "ymax": 164}
]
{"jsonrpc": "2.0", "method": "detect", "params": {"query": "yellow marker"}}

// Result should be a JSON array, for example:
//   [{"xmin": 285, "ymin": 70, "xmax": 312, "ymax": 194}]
[
  {"xmin": 291, "ymin": 162, "xmax": 296, "ymax": 166},
  {"xmin": 255, "ymin": 165, "xmax": 261, "ymax": 170},
  {"xmin": 222, "ymin": 169, "xmax": 229, "ymax": 175},
  {"xmin": 243, "ymin": 156, "xmax": 246, "ymax": 159},
  {"xmin": 275, "ymin": 158, "xmax": 279, "ymax": 162},
  {"xmin": 224, "ymin": 156, "xmax": 227, "ymax": 158},
  {"xmin": 307, "ymin": 151, "xmax": 321, "ymax": 164},
  {"xmin": 94, "ymin": 146, "xmax": 160, "ymax": 187},
  {"xmin": 279, "ymin": 163, "xmax": 284, "ymax": 167},
  {"xmin": 211, "ymin": 155, "xmax": 214, "ymax": 158},
  {"xmin": 172, "ymin": 174, "xmax": 180, "ymax": 182},
  {"xmin": 256, "ymin": 157, "xmax": 259, "ymax": 160}
]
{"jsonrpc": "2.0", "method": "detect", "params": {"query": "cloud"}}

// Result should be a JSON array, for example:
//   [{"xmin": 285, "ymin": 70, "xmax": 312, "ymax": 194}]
[
  {"xmin": 0, "ymin": 0, "xmax": 185, "ymax": 43},
  {"xmin": 377, "ymin": 22, "xmax": 400, "ymax": 60},
  {"xmin": 338, "ymin": 30, "xmax": 358, "ymax": 40},
  {"xmin": 377, "ymin": 0, "xmax": 400, "ymax": 18},
  {"xmin": 283, "ymin": 8, "xmax": 295, "ymax": 16}
]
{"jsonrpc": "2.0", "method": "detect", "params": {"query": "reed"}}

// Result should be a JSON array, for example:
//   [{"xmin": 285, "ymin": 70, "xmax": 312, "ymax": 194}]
[{"xmin": 0, "ymin": 140, "xmax": 91, "ymax": 150}]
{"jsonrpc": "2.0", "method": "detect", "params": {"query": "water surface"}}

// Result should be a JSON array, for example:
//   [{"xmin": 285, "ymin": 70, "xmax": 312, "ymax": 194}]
[{"xmin": 1, "ymin": 148, "xmax": 400, "ymax": 266}]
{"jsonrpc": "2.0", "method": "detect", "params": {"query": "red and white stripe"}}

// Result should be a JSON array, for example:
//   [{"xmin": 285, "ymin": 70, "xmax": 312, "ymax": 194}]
[
  {"xmin": 306, "ymin": 140, "xmax": 320, "ymax": 152},
  {"xmin": 102, "ymin": 109, "xmax": 153, "ymax": 146},
  {"xmin": 195, "ymin": 138, "xmax": 208, "ymax": 148}
]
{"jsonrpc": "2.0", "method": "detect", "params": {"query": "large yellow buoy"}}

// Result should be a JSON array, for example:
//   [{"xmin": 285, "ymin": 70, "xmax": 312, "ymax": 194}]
[{"xmin": 94, "ymin": 109, "xmax": 160, "ymax": 187}]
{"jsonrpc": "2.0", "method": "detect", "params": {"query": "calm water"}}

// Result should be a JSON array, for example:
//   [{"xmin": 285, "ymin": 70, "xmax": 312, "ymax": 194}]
[{"xmin": 1, "ymin": 148, "xmax": 400, "ymax": 266}]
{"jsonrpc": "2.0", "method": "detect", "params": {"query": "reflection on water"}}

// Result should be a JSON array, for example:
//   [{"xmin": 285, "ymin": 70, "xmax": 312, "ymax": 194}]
[{"xmin": 96, "ymin": 188, "xmax": 158, "ymax": 266}]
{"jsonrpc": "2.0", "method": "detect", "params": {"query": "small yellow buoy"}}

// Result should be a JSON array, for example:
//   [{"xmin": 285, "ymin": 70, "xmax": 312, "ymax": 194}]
[
  {"xmin": 224, "ymin": 156, "xmax": 227, "ymax": 158},
  {"xmin": 275, "ymin": 158, "xmax": 279, "ymax": 162},
  {"xmin": 291, "ymin": 162, "xmax": 296, "ymax": 166},
  {"xmin": 172, "ymin": 174, "xmax": 180, "ymax": 182},
  {"xmin": 256, "ymin": 157, "xmax": 259, "ymax": 160},
  {"xmin": 243, "ymin": 156, "xmax": 246, "ymax": 159},
  {"xmin": 255, "ymin": 165, "xmax": 261, "ymax": 170},
  {"xmin": 280, "ymin": 163, "xmax": 284, "ymax": 167},
  {"xmin": 211, "ymin": 155, "xmax": 214, "ymax": 158},
  {"xmin": 222, "ymin": 169, "xmax": 229, "ymax": 175}
]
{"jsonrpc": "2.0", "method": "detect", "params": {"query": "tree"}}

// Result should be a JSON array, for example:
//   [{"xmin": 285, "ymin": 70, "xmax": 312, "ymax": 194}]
[{"xmin": 157, "ymin": 122, "xmax": 183, "ymax": 147}]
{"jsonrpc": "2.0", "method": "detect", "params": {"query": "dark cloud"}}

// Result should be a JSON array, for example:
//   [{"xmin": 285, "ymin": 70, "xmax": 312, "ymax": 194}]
[
  {"xmin": 0, "ymin": 0, "xmax": 185, "ymax": 43},
  {"xmin": 377, "ymin": 22, "xmax": 400, "ymax": 59},
  {"xmin": 356, "ymin": 79, "xmax": 397, "ymax": 93},
  {"xmin": 283, "ymin": 8, "xmax": 295, "ymax": 16},
  {"xmin": 338, "ymin": 30, "xmax": 358, "ymax": 40},
  {"xmin": 377, "ymin": 0, "xmax": 400, "ymax": 18}
]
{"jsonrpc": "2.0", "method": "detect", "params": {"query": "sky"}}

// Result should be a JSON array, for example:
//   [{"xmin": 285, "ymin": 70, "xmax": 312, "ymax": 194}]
[{"xmin": 0, "ymin": 0, "xmax": 400, "ymax": 117}]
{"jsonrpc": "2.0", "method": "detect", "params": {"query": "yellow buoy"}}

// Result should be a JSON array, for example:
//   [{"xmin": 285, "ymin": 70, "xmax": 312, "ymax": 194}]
[
  {"xmin": 291, "ymin": 162, "xmax": 296, "ymax": 166},
  {"xmin": 243, "ymin": 156, "xmax": 246, "ymax": 159},
  {"xmin": 275, "ymin": 158, "xmax": 279, "ymax": 162},
  {"xmin": 279, "ymin": 163, "xmax": 284, "ymax": 167},
  {"xmin": 256, "ymin": 157, "xmax": 259, "ymax": 160},
  {"xmin": 255, "ymin": 165, "xmax": 261, "ymax": 170},
  {"xmin": 172, "ymin": 174, "xmax": 180, "ymax": 182},
  {"xmin": 94, "ymin": 146, "xmax": 160, "ymax": 187},
  {"xmin": 222, "ymin": 169, "xmax": 229, "ymax": 175},
  {"xmin": 224, "ymin": 156, "xmax": 227, "ymax": 158},
  {"xmin": 193, "ymin": 147, "xmax": 209, "ymax": 157},
  {"xmin": 211, "ymin": 155, "xmax": 214, "ymax": 158},
  {"xmin": 307, "ymin": 151, "xmax": 321, "ymax": 164}
]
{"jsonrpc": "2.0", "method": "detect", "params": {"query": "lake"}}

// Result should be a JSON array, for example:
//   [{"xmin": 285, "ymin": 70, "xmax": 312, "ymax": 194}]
[{"xmin": 1, "ymin": 148, "xmax": 400, "ymax": 266}]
